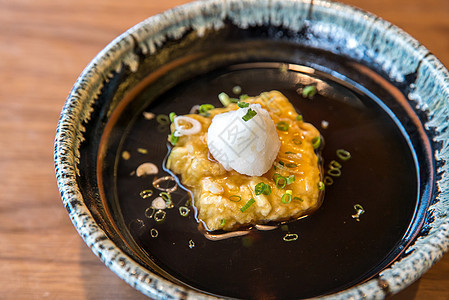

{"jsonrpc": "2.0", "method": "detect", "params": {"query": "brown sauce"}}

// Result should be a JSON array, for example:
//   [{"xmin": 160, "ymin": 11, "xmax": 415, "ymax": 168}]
[{"xmin": 113, "ymin": 63, "xmax": 422, "ymax": 299}]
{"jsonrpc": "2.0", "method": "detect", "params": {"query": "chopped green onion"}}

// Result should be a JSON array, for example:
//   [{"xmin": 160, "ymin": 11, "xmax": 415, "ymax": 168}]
[
  {"xmin": 154, "ymin": 210, "xmax": 166, "ymax": 222},
  {"xmin": 293, "ymin": 196, "xmax": 304, "ymax": 202},
  {"xmin": 282, "ymin": 192, "xmax": 292, "ymax": 204},
  {"xmin": 327, "ymin": 168, "xmax": 342, "ymax": 177},
  {"xmin": 179, "ymin": 206, "xmax": 190, "ymax": 217},
  {"xmin": 199, "ymin": 104, "xmax": 215, "ymax": 116},
  {"xmin": 255, "ymin": 182, "xmax": 271, "ymax": 195},
  {"xmin": 229, "ymin": 195, "xmax": 241, "ymax": 202},
  {"xmin": 354, "ymin": 204, "xmax": 365, "ymax": 212},
  {"xmin": 317, "ymin": 181, "xmax": 325, "ymax": 191},
  {"xmin": 137, "ymin": 148, "xmax": 148, "ymax": 154},
  {"xmin": 237, "ymin": 101, "xmax": 249, "ymax": 108},
  {"xmin": 336, "ymin": 149, "xmax": 352, "ymax": 161},
  {"xmin": 139, "ymin": 189, "xmax": 153, "ymax": 199},
  {"xmin": 160, "ymin": 192, "xmax": 170, "ymax": 201},
  {"xmin": 279, "ymin": 161, "xmax": 285, "ymax": 166},
  {"xmin": 145, "ymin": 207, "xmax": 155, "ymax": 218},
  {"xmin": 329, "ymin": 160, "xmax": 342, "ymax": 169},
  {"xmin": 285, "ymin": 175, "xmax": 295, "ymax": 185},
  {"xmin": 239, "ymin": 94, "xmax": 249, "ymax": 100},
  {"xmin": 232, "ymin": 85, "xmax": 242, "ymax": 95},
  {"xmin": 150, "ymin": 228, "xmax": 158, "ymax": 238},
  {"xmin": 312, "ymin": 136, "xmax": 321, "ymax": 149},
  {"xmin": 240, "ymin": 198, "xmax": 256, "ymax": 212},
  {"xmin": 286, "ymin": 163, "xmax": 297, "ymax": 168},
  {"xmin": 302, "ymin": 85, "xmax": 317, "ymax": 98},
  {"xmin": 156, "ymin": 114, "xmax": 170, "ymax": 125},
  {"xmin": 264, "ymin": 185, "xmax": 272, "ymax": 195},
  {"xmin": 169, "ymin": 112, "xmax": 176, "ymax": 122},
  {"xmin": 283, "ymin": 233, "xmax": 299, "ymax": 242},
  {"xmin": 160, "ymin": 192, "xmax": 173, "ymax": 208},
  {"xmin": 323, "ymin": 176, "xmax": 334, "ymax": 186},
  {"xmin": 285, "ymin": 151, "xmax": 296, "ymax": 155},
  {"xmin": 218, "ymin": 92, "xmax": 231, "ymax": 106},
  {"xmin": 273, "ymin": 173, "xmax": 287, "ymax": 189},
  {"xmin": 296, "ymin": 115, "xmax": 303, "ymax": 121},
  {"xmin": 170, "ymin": 132, "xmax": 179, "ymax": 146},
  {"xmin": 293, "ymin": 138, "xmax": 302, "ymax": 145},
  {"xmin": 352, "ymin": 204, "xmax": 365, "ymax": 221},
  {"xmin": 220, "ymin": 218, "xmax": 226, "ymax": 226},
  {"xmin": 276, "ymin": 121, "xmax": 289, "ymax": 131},
  {"xmin": 242, "ymin": 108, "xmax": 257, "ymax": 121}
]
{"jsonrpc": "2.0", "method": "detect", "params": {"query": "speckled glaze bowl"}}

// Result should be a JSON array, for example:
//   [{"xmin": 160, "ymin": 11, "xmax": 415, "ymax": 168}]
[{"xmin": 55, "ymin": 0, "xmax": 449, "ymax": 299}]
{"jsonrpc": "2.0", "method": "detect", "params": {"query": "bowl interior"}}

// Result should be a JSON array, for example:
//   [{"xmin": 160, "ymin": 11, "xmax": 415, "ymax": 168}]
[{"xmin": 75, "ymin": 27, "xmax": 435, "ymax": 298}]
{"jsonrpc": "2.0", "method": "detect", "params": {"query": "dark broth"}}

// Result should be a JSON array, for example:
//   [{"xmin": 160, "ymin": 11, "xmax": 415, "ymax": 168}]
[{"xmin": 113, "ymin": 63, "xmax": 420, "ymax": 299}]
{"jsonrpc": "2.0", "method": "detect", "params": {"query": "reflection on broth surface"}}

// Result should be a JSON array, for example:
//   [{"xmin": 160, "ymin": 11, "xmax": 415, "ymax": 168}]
[{"xmin": 112, "ymin": 62, "xmax": 420, "ymax": 299}]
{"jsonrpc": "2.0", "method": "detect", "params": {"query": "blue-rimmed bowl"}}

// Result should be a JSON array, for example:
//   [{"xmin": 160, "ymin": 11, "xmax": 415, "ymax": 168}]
[{"xmin": 54, "ymin": 0, "xmax": 449, "ymax": 298}]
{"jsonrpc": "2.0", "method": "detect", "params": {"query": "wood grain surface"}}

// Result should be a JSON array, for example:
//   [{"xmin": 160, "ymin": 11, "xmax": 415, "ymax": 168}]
[{"xmin": 0, "ymin": 0, "xmax": 448, "ymax": 299}]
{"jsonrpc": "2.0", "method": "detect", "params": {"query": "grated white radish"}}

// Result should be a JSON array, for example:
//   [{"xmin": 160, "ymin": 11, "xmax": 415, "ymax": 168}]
[{"xmin": 207, "ymin": 104, "xmax": 280, "ymax": 176}]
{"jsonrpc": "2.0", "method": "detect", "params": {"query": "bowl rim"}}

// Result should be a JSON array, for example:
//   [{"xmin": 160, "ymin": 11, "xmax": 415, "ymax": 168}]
[{"xmin": 54, "ymin": 0, "xmax": 449, "ymax": 299}]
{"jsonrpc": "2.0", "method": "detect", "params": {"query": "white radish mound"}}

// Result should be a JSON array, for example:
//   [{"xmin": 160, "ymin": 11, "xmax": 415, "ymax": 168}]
[{"xmin": 207, "ymin": 104, "xmax": 280, "ymax": 176}]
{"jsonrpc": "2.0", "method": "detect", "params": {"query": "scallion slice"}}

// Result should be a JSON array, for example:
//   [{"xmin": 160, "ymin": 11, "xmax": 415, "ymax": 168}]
[
  {"xmin": 229, "ymin": 195, "xmax": 241, "ymax": 202},
  {"xmin": 276, "ymin": 121, "xmax": 289, "ymax": 131},
  {"xmin": 296, "ymin": 115, "xmax": 303, "ymax": 121},
  {"xmin": 283, "ymin": 233, "xmax": 299, "ymax": 242},
  {"xmin": 263, "ymin": 184, "xmax": 272, "ymax": 195},
  {"xmin": 169, "ymin": 112, "xmax": 176, "ymax": 122},
  {"xmin": 170, "ymin": 131, "xmax": 179, "ymax": 146},
  {"xmin": 199, "ymin": 104, "xmax": 215, "ymax": 116},
  {"xmin": 327, "ymin": 168, "xmax": 342, "ymax": 177},
  {"xmin": 150, "ymin": 228, "xmax": 158, "ymax": 238},
  {"xmin": 255, "ymin": 182, "xmax": 272, "ymax": 196},
  {"xmin": 255, "ymin": 182, "xmax": 266, "ymax": 195},
  {"xmin": 293, "ymin": 138, "xmax": 302, "ymax": 145},
  {"xmin": 317, "ymin": 181, "xmax": 325, "ymax": 191},
  {"xmin": 352, "ymin": 204, "xmax": 365, "ymax": 221},
  {"xmin": 336, "ymin": 149, "xmax": 352, "ymax": 161},
  {"xmin": 240, "ymin": 198, "xmax": 255, "ymax": 212},
  {"xmin": 282, "ymin": 190, "xmax": 293, "ymax": 204},
  {"xmin": 139, "ymin": 189, "xmax": 153, "ymax": 199},
  {"xmin": 242, "ymin": 108, "xmax": 257, "ymax": 121},
  {"xmin": 302, "ymin": 85, "xmax": 317, "ymax": 98},
  {"xmin": 273, "ymin": 173, "xmax": 287, "ymax": 189},
  {"xmin": 285, "ymin": 175, "xmax": 295, "ymax": 185},
  {"xmin": 312, "ymin": 136, "xmax": 321, "ymax": 149},
  {"xmin": 154, "ymin": 210, "xmax": 166, "ymax": 222},
  {"xmin": 324, "ymin": 176, "xmax": 334, "ymax": 186},
  {"xmin": 237, "ymin": 101, "xmax": 249, "ymax": 108},
  {"xmin": 286, "ymin": 163, "xmax": 297, "ymax": 168},
  {"xmin": 329, "ymin": 160, "xmax": 342, "ymax": 169},
  {"xmin": 179, "ymin": 206, "xmax": 190, "ymax": 217},
  {"xmin": 160, "ymin": 192, "xmax": 173, "ymax": 208},
  {"xmin": 218, "ymin": 92, "xmax": 231, "ymax": 106}
]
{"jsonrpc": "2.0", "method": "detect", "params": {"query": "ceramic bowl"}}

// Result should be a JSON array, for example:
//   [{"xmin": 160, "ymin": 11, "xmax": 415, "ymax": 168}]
[{"xmin": 54, "ymin": 0, "xmax": 449, "ymax": 298}]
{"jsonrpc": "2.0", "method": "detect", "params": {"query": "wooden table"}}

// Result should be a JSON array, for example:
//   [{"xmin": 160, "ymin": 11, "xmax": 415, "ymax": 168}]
[{"xmin": 1, "ymin": 0, "xmax": 448, "ymax": 299}]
